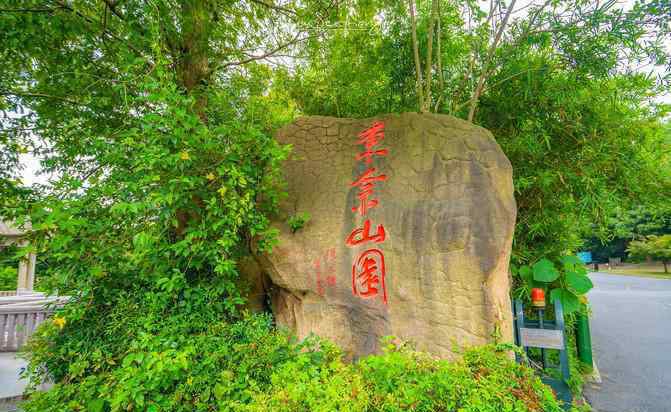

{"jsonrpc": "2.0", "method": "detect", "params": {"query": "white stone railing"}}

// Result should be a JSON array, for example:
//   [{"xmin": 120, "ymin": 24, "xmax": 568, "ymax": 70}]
[
  {"xmin": 0, "ymin": 291, "xmax": 17, "ymax": 297},
  {"xmin": 0, "ymin": 307, "xmax": 50, "ymax": 351},
  {"xmin": 0, "ymin": 294, "xmax": 67, "ymax": 352}
]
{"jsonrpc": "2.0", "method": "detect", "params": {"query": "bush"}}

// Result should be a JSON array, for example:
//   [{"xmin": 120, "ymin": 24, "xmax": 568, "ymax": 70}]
[
  {"xmin": 21, "ymin": 309, "xmax": 307, "ymax": 412},
  {"xmin": 22, "ymin": 307, "xmax": 564, "ymax": 412},
  {"xmin": 242, "ymin": 341, "xmax": 564, "ymax": 412},
  {"xmin": 0, "ymin": 265, "xmax": 17, "ymax": 290},
  {"xmin": 0, "ymin": 244, "xmax": 19, "ymax": 290},
  {"xmin": 287, "ymin": 211, "xmax": 311, "ymax": 233}
]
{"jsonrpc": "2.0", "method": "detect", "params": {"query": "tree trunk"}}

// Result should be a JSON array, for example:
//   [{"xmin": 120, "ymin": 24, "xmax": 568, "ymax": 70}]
[
  {"xmin": 467, "ymin": 0, "xmax": 517, "ymax": 122},
  {"xmin": 664, "ymin": 261, "xmax": 668, "ymax": 274},
  {"xmin": 408, "ymin": 0, "xmax": 424, "ymax": 112},
  {"xmin": 422, "ymin": 0, "xmax": 440, "ymax": 113},
  {"xmin": 434, "ymin": 0, "xmax": 444, "ymax": 112},
  {"xmin": 175, "ymin": 0, "xmax": 212, "ymax": 237},
  {"xmin": 178, "ymin": 0, "xmax": 211, "ymax": 121}
]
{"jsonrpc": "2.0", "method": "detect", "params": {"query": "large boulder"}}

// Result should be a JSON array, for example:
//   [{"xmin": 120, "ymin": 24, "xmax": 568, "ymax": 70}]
[{"xmin": 246, "ymin": 113, "xmax": 516, "ymax": 359}]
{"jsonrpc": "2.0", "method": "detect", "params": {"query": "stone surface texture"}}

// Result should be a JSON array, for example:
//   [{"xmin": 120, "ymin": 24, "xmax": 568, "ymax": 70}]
[{"xmin": 246, "ymin": 113, "xmax": 516, "ymax": 359}]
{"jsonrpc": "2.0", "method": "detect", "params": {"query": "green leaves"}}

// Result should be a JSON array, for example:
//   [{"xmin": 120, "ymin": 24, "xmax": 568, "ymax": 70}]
[
  {"xmin": 516, "ymin": 255, "xmax": 593, "ymax": 315},
  {"xmin": 3, "ymin": 2, "xmax": 303, "ymax": 410},
  {"xmin": 242, "ymin": 342, "xmax": 563, "ymax": 412},
  {"xmin": 532, "ymin": 259, "xmax": 560, "ymax": 282},
  {"xmin": 550, "ymin": 288, "xmax": 581, "ymax": 315},
  {"xmin": 87, "ymin": 399, "xmax": 105, "ymax": 412},
  {"xmin": 518, "ymin": 265, "xmax": 533, "ymax": 284},
  {"xmin": 562, "ymin": 255, "xmax": 593, "ymax": 294},
  {"xmin": 560, "ymin": 255, "xmax": 584, "ymax": 268},
  {"xmin": 287, "ymin": 211, "xmax": 311, "ymax": 233},
  {"xmin": 565, "ymin": 271, "xmax": 593, "ymax": 295}
]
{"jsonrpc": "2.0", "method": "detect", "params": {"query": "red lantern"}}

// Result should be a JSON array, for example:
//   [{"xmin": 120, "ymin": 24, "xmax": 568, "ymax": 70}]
[{"xmin": 531, "ymin": 288, "xmax": 546, "ymax": 308}]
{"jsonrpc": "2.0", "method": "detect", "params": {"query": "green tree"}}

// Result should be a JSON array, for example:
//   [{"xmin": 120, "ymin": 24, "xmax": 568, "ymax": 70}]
[
  {"xmin": 0, "ymin": 0, "xmax": 332, "ymax": 409},
  {"xmin": 585, "ymin": 203, "xmax": 671, "ymax": 262},
  {"xmin": 0, "ymin": 0, "xmax": 669, "ymax": 407},
  {"xmin": 628, "ymin": 235, "xmax": 671, "ymax": 273}
]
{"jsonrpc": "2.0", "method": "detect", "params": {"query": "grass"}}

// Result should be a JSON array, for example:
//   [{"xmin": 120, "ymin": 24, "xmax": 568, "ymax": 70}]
[{"xmin": 592, "ymin": 263, "xmax": 671, "ymax": 279}]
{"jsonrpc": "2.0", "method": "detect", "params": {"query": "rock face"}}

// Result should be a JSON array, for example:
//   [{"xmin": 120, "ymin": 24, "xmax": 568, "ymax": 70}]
[{"xmin": 247, "ymin": 113, "xmax": 516, "ymax": 359}]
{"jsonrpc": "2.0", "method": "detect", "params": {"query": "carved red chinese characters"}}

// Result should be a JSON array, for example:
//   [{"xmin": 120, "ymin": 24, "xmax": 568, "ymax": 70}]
[
  {"xmin": 345, "ymin": 121, "xmax": 390, "ymax": 304},
  {"xmin": 356, "ymin": 121, "xmax": 388, "ymax": 163},
  {"xmin": 313, "ymin": 248, "xmax": 337, "ymax": 297},
  {"xmin": 345, "ymin": 219, "xmax": 386, "ymax": 246},
  {"xmin": 352, "ymin": 249, "xmax": 387, "ymax": 303},
  {"xmin": 351, "ymin": 168, "xmax": 387, "ymax": 216}
]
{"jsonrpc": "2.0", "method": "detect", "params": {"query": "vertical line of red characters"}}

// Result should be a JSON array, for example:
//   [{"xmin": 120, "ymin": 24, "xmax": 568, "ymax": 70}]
[
  {"xmin": 345, "ymin": 121, "xmax": 389, "ymax": 304},
  {"xmin": 313, "ymin": 248, "xmax": 336, "ymax": 297}
]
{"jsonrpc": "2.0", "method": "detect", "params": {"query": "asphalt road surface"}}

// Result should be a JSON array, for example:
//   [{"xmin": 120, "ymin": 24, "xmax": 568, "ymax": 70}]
[
  {"xmin": 584, "ymin": 272, "xmax": 671, "ymax": 412},
  {"xmin": 0, "ymin": 352, "xmax": 27, "ymax": 411}
]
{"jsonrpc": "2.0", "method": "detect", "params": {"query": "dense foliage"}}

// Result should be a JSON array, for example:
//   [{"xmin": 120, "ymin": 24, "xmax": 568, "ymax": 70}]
[
  {"xmin": 0, "ymin": 0, "xmax": 306, "ymax": 410},
  {"xmin": 0, "ymin": 266, "xmax": 17, "ymax": 290},
  {"xmin": 587, "ymin": 123, "xmax": 671, "ymax": 262},
  {"xmin": 243, "ymin": 342, "xmax": 563, "ymax": 412},
  {"xmin": 22, "ymin": 314, "xmax": 300, "ymax": 411},
  {"xmin": 0, "ymin": 243, "xmax": 19, "ymax": 290},
  {"xmin": 24, "ymin": 325, "xmax": 565, "ymax": 412}
]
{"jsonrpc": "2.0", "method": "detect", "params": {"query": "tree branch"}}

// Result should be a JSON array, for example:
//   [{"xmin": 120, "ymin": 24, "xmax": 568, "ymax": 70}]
[
  {"xmin": 102, "ymin": 0, "xmax": 125, "ymax": 20},
  {"xmin": 51, "ymin": 0, "xmax": 146, "ymax": 59},
  {"xmin": 454, "ymin": 67, "xmax": 551, "ymax": 111},
  {"xmin": 248, "ymin": 0, "xmax": 297, "ymax": 16},
  {"xmin": 459, "ymin": 0, "xmax": 555, "ymax": 115},
  {"xmin": 220, "ymin": 32, "xmax": 307, "ymax": 69},
  {"xmin": 1, "ymin": 91, "xmax": 80, "ymax": 105}
]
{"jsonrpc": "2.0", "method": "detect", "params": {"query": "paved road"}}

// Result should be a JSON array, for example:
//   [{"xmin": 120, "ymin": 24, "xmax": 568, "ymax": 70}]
[
  {"xmin": 0, "ymin": 352, "xmax": 27, "ymax": 409},
  {"xmin": 584, "ymin": 273, "xmax": 671, "ymax": 412}
]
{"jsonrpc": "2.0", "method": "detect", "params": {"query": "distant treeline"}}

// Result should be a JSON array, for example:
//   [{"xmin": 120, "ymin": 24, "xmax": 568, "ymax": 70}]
[{"xmin": 585, "ymin": 206, "xmax": 671, "ymax": 262}]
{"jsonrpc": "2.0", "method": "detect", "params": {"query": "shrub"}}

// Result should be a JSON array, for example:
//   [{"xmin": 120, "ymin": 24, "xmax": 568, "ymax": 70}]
[
  {"xmin": 0, "ymin": 243, "xmax": 19, "ymax": 290},
  {"xmin": 241, "ymin": 342, "xmax": 564, "ymax": 412},
  {"xmin": 0, "ymin": 265, "xmax": 17, "ymax": 290},
  {"xmin": 287, "ymin": 211, "xmax": 311, "ymax": 233},
  {"xmin": 21, "ymin": 310, "xmax": 307, "ymax": 412},
  {"xmin": 22, "ymin": 300, "xmax": 566, "ymax": 412}
]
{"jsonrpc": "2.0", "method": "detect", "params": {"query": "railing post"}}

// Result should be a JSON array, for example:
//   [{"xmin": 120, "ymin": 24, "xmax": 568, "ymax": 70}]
[
  {"xmin": 575, "ymin": 312, "xmax": 594, "ymax": 368},
  {"xmin": 17, "ymin": 250, "xmax": 36, "ymax": 295}
]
